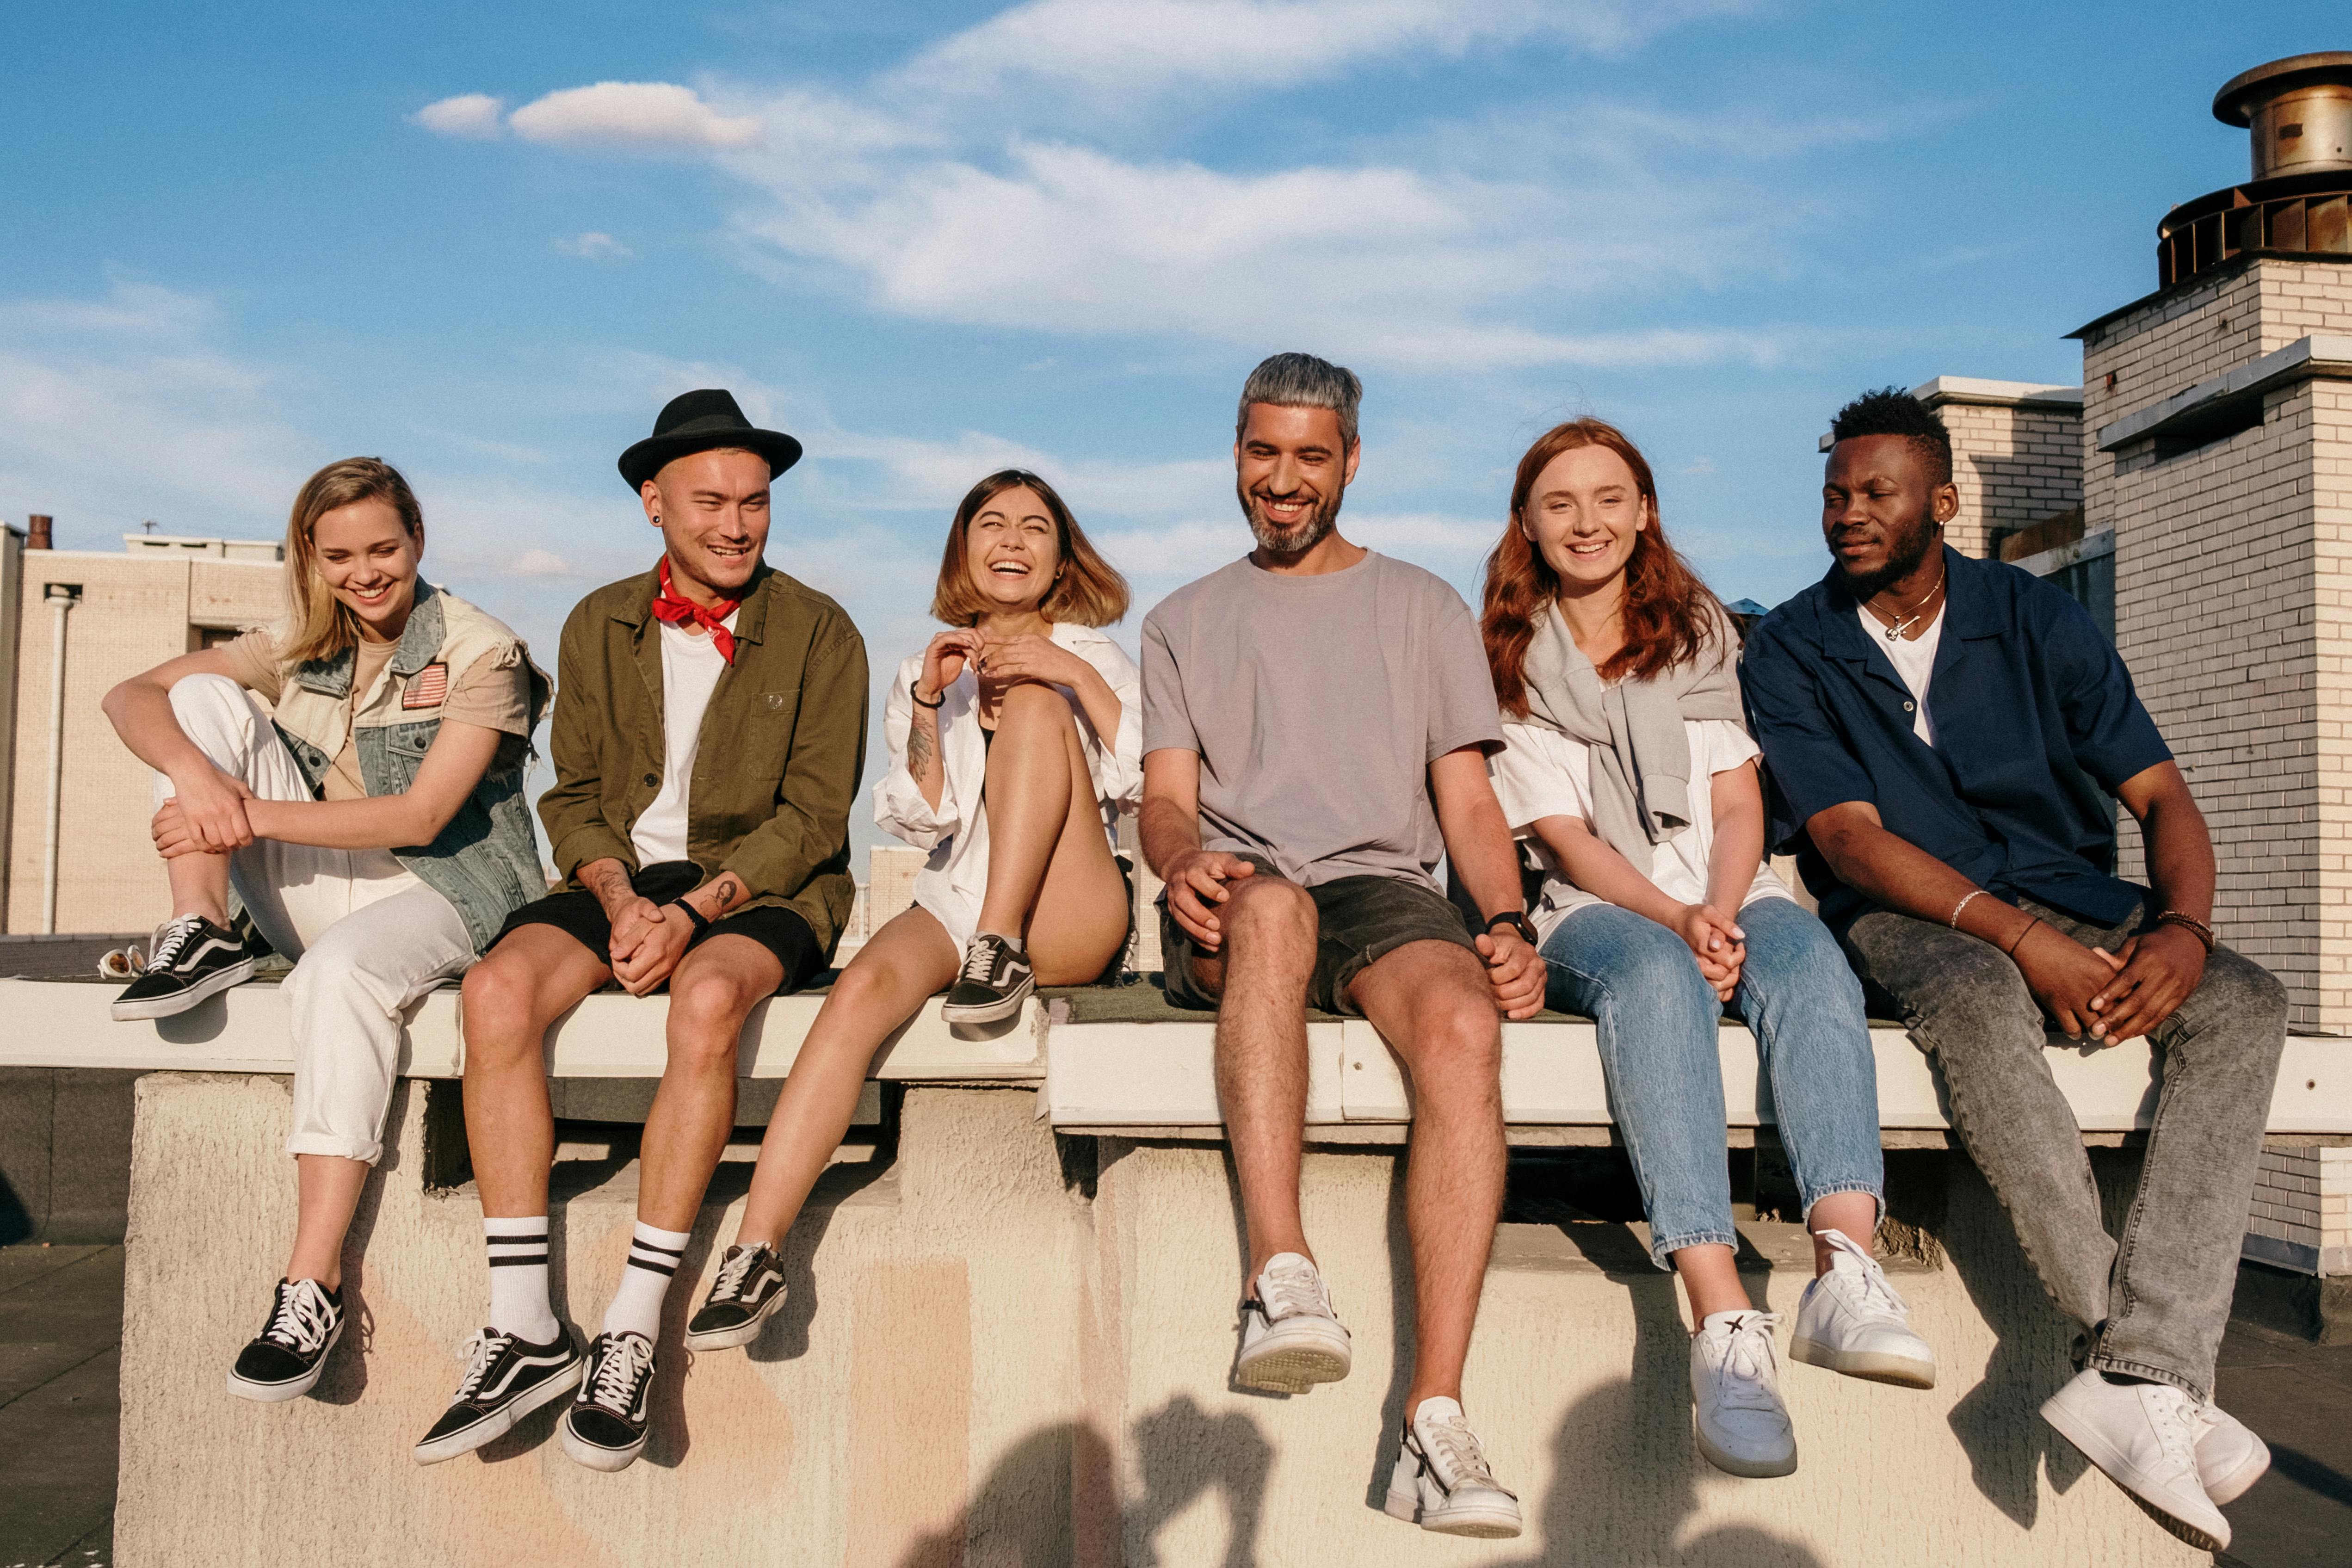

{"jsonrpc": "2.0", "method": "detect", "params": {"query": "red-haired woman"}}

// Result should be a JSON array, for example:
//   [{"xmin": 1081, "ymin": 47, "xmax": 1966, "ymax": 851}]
[
  {"xmin": 1480, "ymin": 420, "xmax": 1934, "ymax": 1479},
  {"xmin": 681, "ymin": 469, "xmax": 1138, "ymax": 1352}
]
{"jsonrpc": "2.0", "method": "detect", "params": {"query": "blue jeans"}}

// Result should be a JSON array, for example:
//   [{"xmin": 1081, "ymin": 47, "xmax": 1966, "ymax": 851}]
[{"xmin": 1542, "ymin": 896, "xmax": 1884, "ymax": 1268}]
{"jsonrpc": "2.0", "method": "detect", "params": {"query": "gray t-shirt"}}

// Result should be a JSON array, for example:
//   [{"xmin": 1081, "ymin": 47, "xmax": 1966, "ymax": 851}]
[{"xmin": 1141, "ymin": 550, "xmax": 1503, "ymax": 892}]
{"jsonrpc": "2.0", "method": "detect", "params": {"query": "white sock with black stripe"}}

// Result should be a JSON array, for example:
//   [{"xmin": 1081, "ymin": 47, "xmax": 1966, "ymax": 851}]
[
  {"xmin": 601, "ymin": 1221, "xmax": 691, "ymax": 1343},
  {"xmin": 484, "ymin": 1216, "xmax": 559, "ymax": 1343}
]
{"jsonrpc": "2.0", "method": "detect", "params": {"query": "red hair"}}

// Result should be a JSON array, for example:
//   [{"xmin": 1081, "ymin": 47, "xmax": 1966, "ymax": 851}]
[{"xmin": 1481, "ymin": 418, "xmax": 1725, "ymax": 716}]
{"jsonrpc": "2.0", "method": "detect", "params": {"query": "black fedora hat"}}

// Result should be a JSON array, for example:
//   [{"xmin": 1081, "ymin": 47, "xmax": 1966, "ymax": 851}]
[{"xmin": 618, "ymin": 389, "xmax": 804, "ymax": 491}]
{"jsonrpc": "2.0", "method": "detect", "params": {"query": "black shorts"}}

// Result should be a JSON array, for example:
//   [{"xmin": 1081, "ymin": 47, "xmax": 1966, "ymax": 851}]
[
  {"xmin": 493, "ymin": 860, "xmax": 825, "ymax": 995},
  {"xmin": 1157, "ymin": 853, "xmax": 1480, "ymax": 1017}
]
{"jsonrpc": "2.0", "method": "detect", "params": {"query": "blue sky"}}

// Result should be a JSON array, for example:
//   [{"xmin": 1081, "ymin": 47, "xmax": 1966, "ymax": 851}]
[{"xmin": 0, "ymin": 1, "xmax": 2325, "ymax": 855}]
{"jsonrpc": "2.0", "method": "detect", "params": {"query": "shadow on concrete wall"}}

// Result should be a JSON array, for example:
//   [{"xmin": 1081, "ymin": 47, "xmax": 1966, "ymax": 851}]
[{"xmin": 889, "ymin": 1399, "xmax": 1271, "ymax": 1568}]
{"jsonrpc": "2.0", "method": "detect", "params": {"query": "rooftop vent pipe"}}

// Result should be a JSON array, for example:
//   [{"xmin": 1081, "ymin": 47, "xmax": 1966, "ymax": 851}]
[
  {"xmin": 2158, "ymin": 52, "xmax": 2352, "ymax": 289},
  {"xmin": 2217, "ymin": 53, "xmax": 2352, "ymax": 181}
]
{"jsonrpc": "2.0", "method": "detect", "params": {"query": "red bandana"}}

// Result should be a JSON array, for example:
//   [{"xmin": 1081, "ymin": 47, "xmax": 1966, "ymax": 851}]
[{"xmin": 650, "ymin": 558, "xmax": 741, "ymax": 664}]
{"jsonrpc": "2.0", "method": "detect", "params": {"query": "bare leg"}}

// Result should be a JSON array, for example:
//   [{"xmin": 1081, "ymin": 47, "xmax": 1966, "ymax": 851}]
[
  {"xmin": 1806, "ymin": 1191, "xmax": 1880, "ymax": 1277},
  {"xmin": 1200, "ymin": 877, "xmax": 1322, "ymax": 1277},
  {"xmin": 283, "ymin": 1155, "xmax": 369, "ymax": 1290},
  {"xmin": 733, "ymin": 909, "xmax": 961, "ymax": 1248},
  {"xmin": 993, "ymin": 696, "xmax": 1130, "ymax": 985},
  {"xmin": 461, "ymin": 926, "xmax": 613, "ymax": 1218},
  {"xmin": 1350, "ymin": 940, "xmax": 1508, "ymax": 1409},
  {"xmin": 1671, "ymin": 1245, "xmax": 1753, "ymax": 1321},
  {"xmin": 165, "ymin": 850, "xmax": 231, "ymax": 928},
  {"xmin": 635, "ymin": 935, "xmax": 783, "ymax": 1232}
]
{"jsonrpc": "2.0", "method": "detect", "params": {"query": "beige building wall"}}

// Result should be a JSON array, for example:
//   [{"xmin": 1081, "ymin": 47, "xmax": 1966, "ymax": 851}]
[
  {"xmin": 1914, "ymin": 380, "xmax": 2085, "ymax": 558},
  {"xmin": 3, "ymin": 542, "xmax": 281, "ymax": 935},
  {"xmin": 2077, "ymin": 258, "xmax": 2352, "ymax": 1028},
  {"xmin": 864, "ymin": 845, "xmax": 927, "ymax": 935}
]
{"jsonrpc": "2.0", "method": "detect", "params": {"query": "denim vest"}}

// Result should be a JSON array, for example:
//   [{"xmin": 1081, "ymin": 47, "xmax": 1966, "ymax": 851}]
[{"xmin": 270, "ymin": 583, "xmax": 552, "ymax": 952}]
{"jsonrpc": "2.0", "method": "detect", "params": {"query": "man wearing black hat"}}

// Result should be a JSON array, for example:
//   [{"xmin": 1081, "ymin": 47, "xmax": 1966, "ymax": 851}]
[{"xmin": 414, "ymin": 390, "xmax": 868, "ymax": 1473}]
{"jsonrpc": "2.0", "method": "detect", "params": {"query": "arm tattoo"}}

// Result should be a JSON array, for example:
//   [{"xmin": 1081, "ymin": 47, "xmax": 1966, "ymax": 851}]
[
  {"xmin": 906, "ymin": 718, "xmax": 936, "ymax": 778},
  {"xmin": 584, "ymin": 861, "xmax": 633, "ymax": 912},
  {"xmin": 702, "ymin": 873, "xmax": 747, "ymax": 917}
]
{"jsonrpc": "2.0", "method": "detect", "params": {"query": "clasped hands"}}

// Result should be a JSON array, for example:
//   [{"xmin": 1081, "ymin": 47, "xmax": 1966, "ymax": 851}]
[
  {"xmin": 917, "ymin": 628, "xmax": 1091, "ymax": 716},
  {"xmin": 2017, "ymin": 920, "xmax": 2206, "ymax": 1045},
  {"xmin": 151, "ymin": 765, "xmax": 258, "ymax": 859},
  {"xmin": 1677, "ymin": 903, "xmax": 1746, "ymax": 1002},
  {"xmin": 1163, "ymin": 848, "xmax": 1548, "ymax": 1020}
]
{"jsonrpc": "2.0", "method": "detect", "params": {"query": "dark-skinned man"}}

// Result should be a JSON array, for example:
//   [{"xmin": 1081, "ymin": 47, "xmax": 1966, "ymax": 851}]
[{"xmin": 1742, "ymin": 388, "xmax": 2284, "ymax": 1554}]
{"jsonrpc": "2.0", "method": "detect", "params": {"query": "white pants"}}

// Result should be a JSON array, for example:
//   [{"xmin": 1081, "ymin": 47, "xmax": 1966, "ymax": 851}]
[{"xmin": 161, "ymin": 675, "xmax": 475, "ymax": 1163}]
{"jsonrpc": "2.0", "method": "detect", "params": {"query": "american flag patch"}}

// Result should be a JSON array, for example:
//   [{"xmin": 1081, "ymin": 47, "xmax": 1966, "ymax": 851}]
[{"xmin": 402, "ymin": 662, "xmax": 450, "ymax": 709}]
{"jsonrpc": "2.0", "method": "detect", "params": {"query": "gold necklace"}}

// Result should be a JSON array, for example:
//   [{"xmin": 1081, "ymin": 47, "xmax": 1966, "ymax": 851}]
[{"xmin": 1867, "ymin": 570, "xmax": 1946, "ymax": 642}]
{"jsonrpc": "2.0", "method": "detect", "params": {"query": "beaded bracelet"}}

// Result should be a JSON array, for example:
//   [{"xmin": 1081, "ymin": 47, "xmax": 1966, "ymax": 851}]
[{"xmin": 2155, "ymin": 911, "xmax": 2215, "ymax": 952}]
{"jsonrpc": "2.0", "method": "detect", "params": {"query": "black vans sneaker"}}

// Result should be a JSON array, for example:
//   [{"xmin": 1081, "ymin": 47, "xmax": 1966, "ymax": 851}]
[
  {"xmin": 940, "ymin": 933, "xmax": 1034, "ymax": 1025},
  {"xmin": 111, "ymin": 914, "xmax": 254, "ymax": 1021},
  {"xmin": 559, "ymin": 1331, "xmax": 656, "ymax": 1472},
  {"xmin": 685, "ymin": 1243, "xmax": 787, "ymax": 1351},
  {"xmin": 412, "ymin": 1327, "xmax": 586, "ymax": 1465},
  {"xmin": 226, "ymin": 1278, "xmax": 344, "ymax": 1402}
]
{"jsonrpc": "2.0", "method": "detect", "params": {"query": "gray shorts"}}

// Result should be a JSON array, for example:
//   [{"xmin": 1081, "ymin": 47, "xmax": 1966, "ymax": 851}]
[{"xmin": 1156, "ymin": 854, "xmax": 1479, "ymax": 1016}]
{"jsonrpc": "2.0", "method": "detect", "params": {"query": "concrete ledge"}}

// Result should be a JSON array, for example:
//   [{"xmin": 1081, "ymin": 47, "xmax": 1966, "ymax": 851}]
[
  {"xmin": 0, "ymin": 977, "xmax": 1043, "ymax": 1080},
  {"xmin": 2094, "ymin": 331, "xmax": 2352, "ymax": 451},
  {"xmin": 112, "ymin": 1073, "xmax": 2216, "ymax": 1566}
]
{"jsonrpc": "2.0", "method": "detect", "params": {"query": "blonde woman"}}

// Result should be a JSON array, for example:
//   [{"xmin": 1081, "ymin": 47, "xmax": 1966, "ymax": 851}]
[
  {"xmin": 683, "ymin": 469, "xmax": 1137, "ymax": 1350},
  {"xmin": 102, "ymin": 457, "xmax": 546, "ymax": 1404}
]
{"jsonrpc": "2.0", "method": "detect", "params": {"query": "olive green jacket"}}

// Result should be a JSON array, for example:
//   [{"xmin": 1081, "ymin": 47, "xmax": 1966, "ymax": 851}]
[{"xmin": 539, "ymin": 562, "xmax": 869, "ymax": 955}]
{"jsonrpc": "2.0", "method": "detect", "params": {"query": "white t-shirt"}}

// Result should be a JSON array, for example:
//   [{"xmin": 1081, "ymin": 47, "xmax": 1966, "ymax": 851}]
[
  {"xmin": 630, "ymin": 613, "xmax": 736, "ymax": 867},
  {"xmin": 1862, "ymin": 604, "xmax": 1943, "ymax": 746},
  {"xmin": 1489, "ymin": 717, "xmax": 1794, "ymax": 945}
]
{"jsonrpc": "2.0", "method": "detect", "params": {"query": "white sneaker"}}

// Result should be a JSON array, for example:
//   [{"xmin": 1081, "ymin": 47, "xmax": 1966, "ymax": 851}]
[
  {"xmin": 2193, "ymin": 1400, "xmax": 2270, "ymax": 1507},
  {"xmin": 1790, "ymin": 1228, "xmax": 1937, "ymax": 1389},
  {"xmin": 1691, "ymin": 1310, "xmax": 1797, "ymax": 1477},
  {"xmin": 1233, "ymin": 1253, "xmax": 1351, "ymax": 1393},
  {"xmin": 2039, "ymin": 1369, "xmax": 2230, "ymax": 1552},
  {"xmin": 1383, "ymin": 1396, "xmax": 1522, "ymax": 1538}
]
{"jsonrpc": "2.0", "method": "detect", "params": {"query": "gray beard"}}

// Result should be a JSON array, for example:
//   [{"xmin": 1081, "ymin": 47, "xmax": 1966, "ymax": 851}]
[{"xmin": 1240, "ymin": 481, "xmax": 1343, "ymax": 556}]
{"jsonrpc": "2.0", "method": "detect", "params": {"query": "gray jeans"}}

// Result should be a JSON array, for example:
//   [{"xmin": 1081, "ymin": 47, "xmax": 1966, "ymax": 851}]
[{"xmin": 1846, "ymin": 897, "xmax": 2286, "ymax": 1400}]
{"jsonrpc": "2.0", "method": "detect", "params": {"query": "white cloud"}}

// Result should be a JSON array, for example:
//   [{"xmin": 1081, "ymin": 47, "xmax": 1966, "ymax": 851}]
[
  {"xmin": 412, "ymin": 93, "xmax": 507, "ymax": 139},
  {"xmin": 893, "ymin": 0, "xmax": 1749, "ymax": 103},
  {"xmin": 0, "ymin": 280, "xmax": 309, "ymax": 525},
  {"xmin": 509, "ymin": 548, "xmax": 573, "ymax": 575},
  {"xmin": 555, "ymin": 231, "xmax": 632, "ymax": 260},
  {"xmin": 509, "ymin": 82, "xmax": 761, "ymax": 151}
]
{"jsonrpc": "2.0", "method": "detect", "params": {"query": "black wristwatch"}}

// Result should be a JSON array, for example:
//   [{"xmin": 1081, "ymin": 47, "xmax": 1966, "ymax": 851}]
[
  {"xmin": 666, "ymin": 895, "xmax": 713, "ymax": 937},
  {"xmin": 1485, "ymin": 910, "xmax": 1538, "ymax": 946}
]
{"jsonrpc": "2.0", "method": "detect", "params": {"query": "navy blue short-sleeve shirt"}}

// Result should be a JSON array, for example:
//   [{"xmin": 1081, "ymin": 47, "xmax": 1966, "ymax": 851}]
[{"xmin": 1742, "ymin": 546, "xmax": 2172, "ymax": 935}]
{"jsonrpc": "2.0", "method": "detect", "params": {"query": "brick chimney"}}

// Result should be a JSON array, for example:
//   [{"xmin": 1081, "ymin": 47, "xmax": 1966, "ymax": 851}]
[{"xmin": 26, "ymin": 513, "xmax": 52, "ymax": 550}]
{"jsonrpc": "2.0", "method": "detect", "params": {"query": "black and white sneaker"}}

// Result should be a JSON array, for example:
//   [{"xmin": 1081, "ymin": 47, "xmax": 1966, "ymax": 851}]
[
  {"xmin": 685, "ymin": 1244, "xmax": 788, "ymax": 1351},
  {"xmin": 111, "ymin": 914, "xmax": 253, "ymax": 1021},
  {"xmin": 411, "ymin": 1326, "xmax": 586, "ymax": 1465},
  {"xmin": 559, "ymin": 1331, "xmax": 657, "ymax": 1472},
  {"xmin": 940, "ymin": 933, "xmax": 1034, "ymax": 1025},
  {"xmin": 225, "ymin": 1278, "xmax": 344, "ymax": 1402}
]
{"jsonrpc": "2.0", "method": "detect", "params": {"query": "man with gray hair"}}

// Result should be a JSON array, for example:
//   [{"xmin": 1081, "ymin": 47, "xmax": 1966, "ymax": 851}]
[{"xmin": 1139, "ymin": 351, "xmax": 1543, "ymax": 1538}]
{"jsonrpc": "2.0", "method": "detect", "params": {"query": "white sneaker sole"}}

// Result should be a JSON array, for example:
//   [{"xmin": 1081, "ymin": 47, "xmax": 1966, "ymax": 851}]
[
  {"xmin": 559, "ymin": 1411, "xmax": 649, "ymax": 1472},
  {"xmin": 224, "ymin": 1316, "xmax": 342, "ymax": 1403},
  {"xmin": 1695, "ymin": 1422, "xmax": 1798, "ymax": 1479},
  {"xmin": 411, "ymin": 1358, "xmax": 586, "ymax": 1466},
  {"xmin": 114, "ymin": 957, "xmax": 256, "ymax": 1022},
  {"xmin": 940, "ymin": 975, "xmax": 1034, "ymax": 1025},
  {"xmin": 1790, "ymin": 1333, "xmax": 1937, "ymax": 1389},
  {"xmin": 2039, "ymin": 1393, "xmax": 2229, "ymax": 1553},
  {"xmin": 1235, "ymin": 1322, "xmax": 1352, "ymax": 1393},
  {"xmin": 1383, "ymin": 1487, "xmax": 1522, "ymax": 1538},
  {"xmin": 684, "ymin": 1287, "xmax": 789, "ymax": 1352}
]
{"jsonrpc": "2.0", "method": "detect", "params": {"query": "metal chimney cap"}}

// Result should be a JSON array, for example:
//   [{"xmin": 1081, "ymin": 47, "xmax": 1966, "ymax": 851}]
[{"xmin": 2214, "ymin": 52, "xmax": 2352, "ymax": 126}]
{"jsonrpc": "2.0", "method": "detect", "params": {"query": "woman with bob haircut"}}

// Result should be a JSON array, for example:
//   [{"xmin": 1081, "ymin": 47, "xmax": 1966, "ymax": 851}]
[
  {"xmin": 684, "ymin": 467, "xmax": 1139, "ymax": 1350},
  {"xmin": 1478, "ymin": 419, "xmax": 1934, "ymax": 1480},
  {"xmin": 100, "ymin": 457, "xmax": 548, "ymax": 1405}
]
